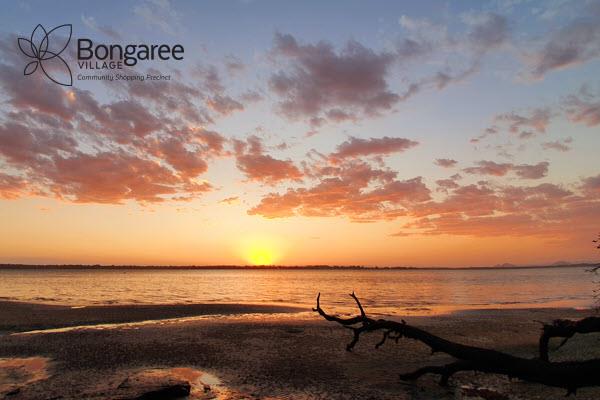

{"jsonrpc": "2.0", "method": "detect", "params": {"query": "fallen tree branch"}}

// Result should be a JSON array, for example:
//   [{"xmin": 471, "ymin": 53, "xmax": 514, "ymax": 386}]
[
  {"xmin": 539, "ymin": 317, "xmax": 600, "ymax": 361},
  {"xmin": 314, "ymin": 292, "xmax": 600, "ymax": 395},
  {"xmin": 398, "ymin": 360, "xmax": 477, "ymax": 386}
]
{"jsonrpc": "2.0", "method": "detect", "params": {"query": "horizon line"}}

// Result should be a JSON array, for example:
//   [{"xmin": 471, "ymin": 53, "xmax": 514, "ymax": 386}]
[{"xmin": 0, "ymin": 262, "xmax": 597, "ymax": 271}]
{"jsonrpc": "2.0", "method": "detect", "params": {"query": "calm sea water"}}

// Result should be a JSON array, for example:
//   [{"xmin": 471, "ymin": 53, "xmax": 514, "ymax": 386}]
[{"xmin": 0, "ymin": 267, "xmax": 595, "ymax": 315}]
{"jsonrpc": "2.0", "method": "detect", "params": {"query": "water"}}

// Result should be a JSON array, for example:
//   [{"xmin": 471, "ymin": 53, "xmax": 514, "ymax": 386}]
[{"xmin": 0, "ymin": 267, "xmax": 595, "ymax": 315}]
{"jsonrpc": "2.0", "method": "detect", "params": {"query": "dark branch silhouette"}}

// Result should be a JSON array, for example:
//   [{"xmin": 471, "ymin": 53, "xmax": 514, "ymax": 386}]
[
  {"xmin": 314, "ymin": 292, "xmax": 600, "ymax": 395},
  {"xmin": 538, "ymin": 233, "xmax": 600, "ymax": 361},
  {"xmin": 539, "ymin": 316, "xmax": 600, "ymax": 361}
]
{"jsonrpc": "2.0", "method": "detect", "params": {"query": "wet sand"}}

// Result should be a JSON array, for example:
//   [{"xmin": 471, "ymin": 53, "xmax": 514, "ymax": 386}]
[
  {"xmin": 1, "ymin": 302, "xmax": 600, "ymax": 399},
  {"xmin": 0, "ymin": 301, "xmax": 304, "ymax": 333}
]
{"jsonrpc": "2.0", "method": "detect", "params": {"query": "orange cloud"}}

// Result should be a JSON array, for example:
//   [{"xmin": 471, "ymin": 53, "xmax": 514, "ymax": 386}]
[
  {"xmin": 48, "ymin": 152, "xmax": 206, "ymax": 203},
  {"xmin": 0, "ymin": 173, "xmax": 28, "ymax": 199},
  {"xmin": 233, "ymin": 136, "xmax": 303, "ymax": 185},
  {"xmin": 0, "ymin": 42, "xmax": 233, "ymax": 204},
  {"xmin": 248, "ymin": 159, "xmax": 430, "ymax": 221}
]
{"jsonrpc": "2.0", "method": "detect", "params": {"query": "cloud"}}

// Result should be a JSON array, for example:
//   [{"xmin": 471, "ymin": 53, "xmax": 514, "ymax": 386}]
[
  {"xmin": 111, "ymin": 71, "xmax": 210, "ymax": 124},
  {"xmin": 398, "ymin": 180, "xmax": 599, "ymax": 238},
  {"xmin": 395, "ymin": 37, "xmax": 434, "ymax": 62},
  {"xmin": 463, "ymin": 160, "xmax": 549, "ymax": 179},
  {"xmin": 0, "ymin": 119, "xmax": 218, "ymax": 204},
  {"xmin": 219, "ymin": 196, "xmax": 240, "ymax": 205},
  {"xmin": 102, "ymin": 100, "xmax": 162, "ymax": 138},
  {"xmin": 542, "ymin": 137, "xmax": 573, "ymax": 152},
  {"xmin": 48, "ymin": 152, "xmax": 175, "ymax": 203},
  {"xmin": 470, "ymin": 126, "xmax": 498, "ymax": 143},
  {"xmin": 475, "ymin": 86, "xmax": 598, "ymax": 145},
  {"xmin": 267, "ymin": 14, "xmax": 510, "ymax": 129},
  {"xmin": 191, "ymin": 64, "xmax": 247, "ymax": 117},
  {"xmin": 473, "ymin": 107, "xmax": 553, "ymax": 144},
  {"xmin": 564, "ymin": 89, "xmax": 600, "ymax": 127},
  {"xmin": 463, "ymin": 160, "xmax": 513, "ymax": 176},
  {"xmin": 403, "ymin": 184, "xmax": 600, "ymax": 239},
  {"xmin": 233, "ymin": 136, "xmax": 303, "ymax": 185},
  {"xmin": 466, "ymin": 13, "xmax": 509, "ymax": 51},
  {"xmin": 495, "ymin": 108, "xmax": 552, "ymax": 138},
  {"xmin": 395, "ymin": 14, "xmax": 445, "ymax": 62},
  {"xmin": 153, "ymin": 138, "xmax": 209, "ymax": 179},
  {"xmin": 268, "ymin": 33, "xmax": 399, "ymax": 123},
  {"xmin": 329, "ymin": 136, "xmax": 418, "ymax": 160},
  {"xmin": 249, "ymin": 171, "xmax": 430, "ymax": 221},
  {"xmin": 248, "ymin": 154, "xmax": 431, "ymax": 221},
  {"xmin": 193, "ymin": 64, "xmax": 225, "ymax": 94},
  {"xmin": 394, "ymin": 12, "xmax": 509, "ymax": 101},
  {"xmin": 436, "ymin": 178, "xmax": 460, "ymax": 191},
  {"xmin": 581, "ymin": 173, "xmax": 600, "ymax": 195},
  {"xmin": 246, "ymin": 136, "xmax": 598, "ymax": 240},
  {"xmin": 224, "ymin": 55, "xmax": 245, "ymax": 74},
  {"xmin": 434, "ymin": 158, "xmax": 458, "ymax": 168},
  {"xmin": 0, "ymin": 122, "xmax": 77, "ymax": 167},
  {"xmin": 0, "ymin": 63, "xmax": 76, "ymax": 120},
  {"xmin": 0, "ymin": 35, "xmax": 228, "ymax": 204},
  {"xmin": 248, "ymin": 163, "xmax": 599, "ymax": 239},
  {"xmin": 527, "ymin": 7, "xmax": 600, "ymax": 79},
  {"xmin": 206, "ymin": 95, "xmax": 244, "ymax": 115},
  {"xmin": 240, "ymin": 90, "xmax": 263, "ymax": 103},
  {"xmin": 512, "ymin": 161, "xmax": 549, "ymax": 179},
  {"xmin": 0, "ymin": 173, "xmax": 28, "ymax": 199}
]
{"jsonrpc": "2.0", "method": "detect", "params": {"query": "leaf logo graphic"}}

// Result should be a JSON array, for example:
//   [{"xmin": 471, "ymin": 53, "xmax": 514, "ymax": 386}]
[{"xmin": 17, "ymin": 24, "xmax": 73, "ymax": 86}]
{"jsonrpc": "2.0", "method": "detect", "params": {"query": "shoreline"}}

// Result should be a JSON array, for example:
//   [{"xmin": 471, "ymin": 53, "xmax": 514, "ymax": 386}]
[
  {"xmin": 1, "ymin": 306, "xmax": 599, "ymax": 399},
  {"xmin": 0, "ymin": 299, "xmax": 595, "ymax": 334},
  {"xmin": 0, "ymin": 301, "xmax": 306, "ymax": 334}
]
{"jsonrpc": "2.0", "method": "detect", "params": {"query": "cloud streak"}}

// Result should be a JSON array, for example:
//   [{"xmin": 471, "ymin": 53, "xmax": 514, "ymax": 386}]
[
  {"xmin": 527, "ymin": 6, "xmax": 600, "ymax": 79},
  {"xmin": 329, "ymin": 136, "xmax": 418, "ymax": 161},
  {"xmin": 463, "ymin": 161, "xmax": 549, "ymax": 179}
]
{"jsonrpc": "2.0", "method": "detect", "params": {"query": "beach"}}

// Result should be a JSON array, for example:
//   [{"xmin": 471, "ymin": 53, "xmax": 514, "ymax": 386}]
[{"xmin": 1, "ymin": 302, "xmax": 600, "ymax": 399}]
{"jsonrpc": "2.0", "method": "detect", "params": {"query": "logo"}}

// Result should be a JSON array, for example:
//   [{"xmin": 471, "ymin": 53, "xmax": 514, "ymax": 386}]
[
  {"xmin": 17, "ymin": 23, "xmax": 184, "ymax": 85},
  {"xmin": 17, "ymin": 24, "xmax": 73, "ymax": 86}
]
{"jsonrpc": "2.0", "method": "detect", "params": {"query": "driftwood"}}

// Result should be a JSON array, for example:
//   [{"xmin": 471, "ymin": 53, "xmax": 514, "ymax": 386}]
[
  {"xmin": 539, "ymin": 317, "xmax": 600, "ymax": 361},
  {"xmin": 314, "ymin": 292, "xmax": 600, "ymax": 395}
]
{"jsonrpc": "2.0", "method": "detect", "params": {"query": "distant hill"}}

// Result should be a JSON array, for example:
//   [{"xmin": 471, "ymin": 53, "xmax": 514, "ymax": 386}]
[
  {"xmin": 551, "ymin": 261, "xmax": 575, "ymax": 266},
  {"xmin": 493, "ymin": 263, "xmax": 518, "ymax": 268}
]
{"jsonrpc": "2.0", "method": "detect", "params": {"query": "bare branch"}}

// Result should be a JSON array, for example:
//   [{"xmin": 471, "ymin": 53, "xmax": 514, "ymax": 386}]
[
  {"xmin": 315, "ymin": 293, "xmax": 600, "ymax": 394},
  {"xmin": 539, "ymin": 317, "xmax": 600, "ymax": 361}
]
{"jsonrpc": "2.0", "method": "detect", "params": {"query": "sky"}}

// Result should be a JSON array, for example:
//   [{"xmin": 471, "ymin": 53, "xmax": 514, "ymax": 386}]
[{"xmin": 0, "ymin": 0, "xmax": 599, "ymax": 267}]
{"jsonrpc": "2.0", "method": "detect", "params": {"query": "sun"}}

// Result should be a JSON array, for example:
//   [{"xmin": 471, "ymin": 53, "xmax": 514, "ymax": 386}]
[
  {"xmin": 248, "ymin": 246, "xmax": 275, "ymax": 266},
  {"xmin": 239, "ymin": 235, "xmax": 284, "ymax": 266}
]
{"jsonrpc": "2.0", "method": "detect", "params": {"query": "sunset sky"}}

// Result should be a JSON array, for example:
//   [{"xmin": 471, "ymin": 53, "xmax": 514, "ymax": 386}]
[{"xmin": 0, "ymin": 0, "xmax": 599, "ymax": 267}]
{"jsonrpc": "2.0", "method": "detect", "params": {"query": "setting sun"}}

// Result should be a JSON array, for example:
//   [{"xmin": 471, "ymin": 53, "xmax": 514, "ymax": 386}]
[
  {"xmin": 248, "ymin": 246, "xmax": 275, "ymax": 265},
  {"xmin": 240, "ymin": 235, "xmax": 284, "ymax": 266}
]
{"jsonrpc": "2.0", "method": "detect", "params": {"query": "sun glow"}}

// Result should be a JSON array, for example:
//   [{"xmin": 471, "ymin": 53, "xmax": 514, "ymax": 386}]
[
  {"xmin": 240, "ymin": 236, "xmax": 283, "ymax": 266},
  {"xmin": 248, "ymin": 246, "xmax": 275, "ymax": 265}
]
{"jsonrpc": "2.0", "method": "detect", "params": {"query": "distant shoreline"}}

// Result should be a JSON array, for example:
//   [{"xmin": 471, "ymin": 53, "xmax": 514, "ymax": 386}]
[{"xmin": 0, "ymin": 263, "xmax": 596, "ymax": 271}]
